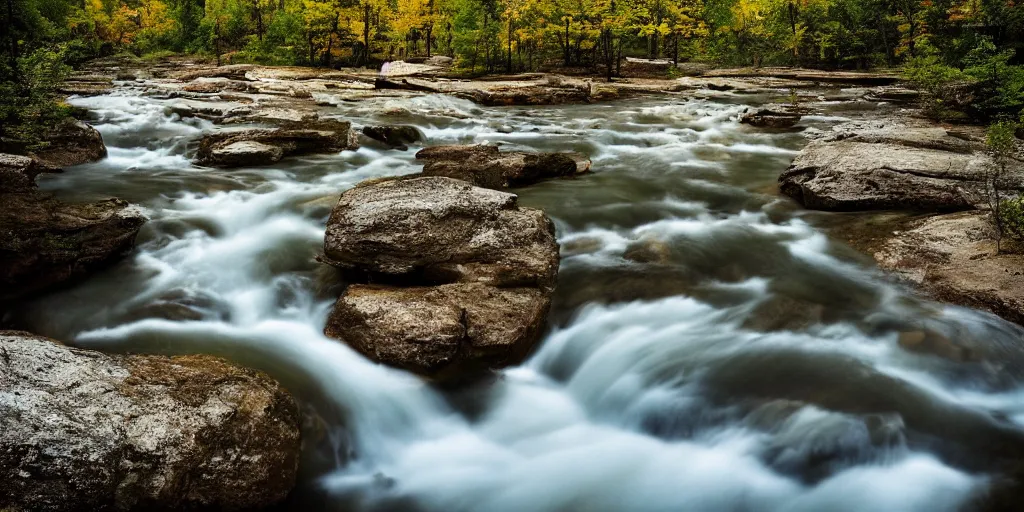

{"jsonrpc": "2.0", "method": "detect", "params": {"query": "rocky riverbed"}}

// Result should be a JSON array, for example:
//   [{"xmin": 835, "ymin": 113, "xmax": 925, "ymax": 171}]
[{"xmin": 4, "ymin": 57, "xmax": 1024, "ymax": 511}]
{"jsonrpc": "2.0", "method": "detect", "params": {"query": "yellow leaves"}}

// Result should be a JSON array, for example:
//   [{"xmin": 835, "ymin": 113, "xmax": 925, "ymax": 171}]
[{"xmin": 139, "ymin": 0, "xmax": 176, "ymax": 35}]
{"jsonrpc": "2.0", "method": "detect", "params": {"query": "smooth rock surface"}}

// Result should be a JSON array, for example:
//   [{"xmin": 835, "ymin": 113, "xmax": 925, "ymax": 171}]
[
  {"xmin": 324, "ymin": 283, "xmax": 549, "ymax": 379},
  {"xmin": 416, "ymin": 144, "xmax": 589, "ymax": 189},
  {"xmin": 31, "ymin": 119, "xmax": 108, "ymax": 167},
  {"xmin": 454, "ymin": 85, "xmax": 590, "ymax": 106},
  {"xmin": 322, "ymin": 176, "xmax": 558, "ymax": 288},
  {"xmin": 0, "ymin": 331, "xmax": 300, "ymax": 511},
  {"xmin": 779, "ymin": 119, "xmax": 1022, "ymax": 212},
  {"xmin": 210, "ymin": 140, "xmax": 285, "ymax": 167}
]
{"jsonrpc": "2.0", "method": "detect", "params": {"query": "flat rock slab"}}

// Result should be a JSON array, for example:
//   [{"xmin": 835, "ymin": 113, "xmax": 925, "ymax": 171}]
[
  {"xmin": 0, "ymin": 331, "xmax": 300, "ymax": 511},
  {"xmin": 323, "ymin": 176, "xmax": 558, "ymax": 288},
  {"xmin": 195, "ymin": 124, "xmax": 356, "ymax": 167},
  {"xmin": 416, "ymin": 144, "xmax": 590, "ymax": 189},
  {"xmin": 325, "ymin": 283, "xmax": 549, "ymax": 379},
  {"xmin": 872, "ymin": 211, "xmax": 1024, "ymax": 326},
  {"xmin": 780, "ymin": 119, "xmax": 1023, "ymax": 212},
  {"xmin": 211, "ymin": 140, "xmax": 285, "ymax": 167}
]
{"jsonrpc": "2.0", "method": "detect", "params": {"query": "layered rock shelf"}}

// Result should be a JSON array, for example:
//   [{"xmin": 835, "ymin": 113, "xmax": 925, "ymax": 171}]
[
  {"xmin": 416, "ymin": 144, "xmax": 591, "ymax": 189},
  {"xmin": 0, "ymin": 153, "xmax": 146, "ymax": 304},
  {"xmin": 195, "ymin": 119, "xmax": 357, "ymax": 167}
]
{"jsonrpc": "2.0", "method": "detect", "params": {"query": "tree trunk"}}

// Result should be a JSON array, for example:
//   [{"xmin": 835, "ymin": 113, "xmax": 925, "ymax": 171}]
[
  {"xmin": 253, "ymin": 0, "xmax": 264, "ymax": 41},
  {"xmin": 603, "ymin": 29, "xmax": 612, "ymax": 82},
  {"xmin": 425, "ymin": 0, "xmax": 433, "ymax": 57},
  {"xmin": 563, "ymin": 19, "xmax": 570, "ymax": 66},
  {"xmin": 507, "ymin": 19, "xmax": 513, "ymax": 73},
  {"xmin": 215, "ymin": 20, "xmax": 222, "ymax": 66},
  {"xmin": 6, "ymin": 0, "xmax": 18, "ymax": 70},
  {"xmin": 788, "ymin": 1, "xmax": 798, "ymax": 61},
  {"xmin": 363, "ymin": 3, "xmax": 371, "ymax": 66},
  {"xmin": 308, "ymin": 31, "xmax": 315, "ymax": 65}
]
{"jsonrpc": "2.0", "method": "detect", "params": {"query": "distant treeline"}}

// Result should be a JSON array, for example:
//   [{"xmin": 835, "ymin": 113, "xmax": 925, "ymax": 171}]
[{"xmin": 1, "ymin": 0, "xmax": 1022, "ymax": 72}]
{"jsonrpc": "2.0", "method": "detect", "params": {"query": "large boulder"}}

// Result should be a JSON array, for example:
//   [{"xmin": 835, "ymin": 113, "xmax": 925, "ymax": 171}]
[
  {"xmin": 195, "ymin": 124, "xmax": 356, "ymax": 167},
  {"xmin": 321, "ymin": 177, "xmax": 559, "ymax": 380},
  {"xmin": 323, "ymin": 176, "xmax": 557, "ymax": 287},
  {"xmin": 416, "ymin": 144, "xmax": 590, "ymax": 189},
  {"xmin": 361, "ymin": 125, "xmax": 423, "ymax": 150},
  {"xmin": 740, "ymin": 106, "xmax": 804, "ymax": 129},
  {"xmin": 779, "ymin": 119, "xmax": 1022, "ymax": 212},
  {"xmin": 0, "ymin": 153, "xmax": 146, "ymax": 304},
  {"xmin": 0, "ymin": 331, "xmax": 300, "ymax": 511},
  {"xmin": 207, "ymin": 141, "xmax": 285, "ymax": 167},
  {"xmin": 325, "ymin": 283, "xmax": 549, "ymax": 379},
  {"xmin": 31, "ymin": 118, "xmax": 107, "ymax": 168}
]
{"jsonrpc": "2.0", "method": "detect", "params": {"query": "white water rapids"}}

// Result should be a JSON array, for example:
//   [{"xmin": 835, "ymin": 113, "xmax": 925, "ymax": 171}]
[{"xmin": 13, "ymin": 88, "xmax": 1024, "ymax": 511}]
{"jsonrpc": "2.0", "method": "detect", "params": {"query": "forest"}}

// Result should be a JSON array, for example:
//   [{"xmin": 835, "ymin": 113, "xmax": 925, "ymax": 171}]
[{"xmin": 2, "ymin": 0, "xmax": 1024, "ymax": 149}]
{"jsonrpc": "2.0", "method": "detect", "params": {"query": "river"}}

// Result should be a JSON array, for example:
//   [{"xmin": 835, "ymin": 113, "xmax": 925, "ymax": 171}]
[{"xmin": 11, "ymin": 87, "xmax": 1024, "ymax": 510}]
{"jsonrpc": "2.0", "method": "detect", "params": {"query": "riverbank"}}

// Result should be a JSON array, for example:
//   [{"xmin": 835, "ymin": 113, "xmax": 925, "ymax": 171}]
[{"xmin": 776, "ymin": 113, "xmax": 1024, "ymax": 329}]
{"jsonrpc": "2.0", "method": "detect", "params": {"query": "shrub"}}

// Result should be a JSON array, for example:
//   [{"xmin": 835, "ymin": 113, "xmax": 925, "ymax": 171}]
[
  {"xmin": 0, "ymin": 46, "xmax": 74, "ymax": 152},
  {"xmin": 903, "ymin": 53, "xmax": 970, "ymax": 120},
  {"xmin": 998, "ymin": 197, "xmax": 1024, "ymax": 244},
  {"xmin": 985, "ymin": 120, "xmax": 1021, "ymax": 252}
]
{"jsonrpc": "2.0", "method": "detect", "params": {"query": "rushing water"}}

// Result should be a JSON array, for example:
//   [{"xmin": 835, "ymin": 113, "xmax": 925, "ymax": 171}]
[{"xmin": 12, "ymin": 87, "xmax": 1024, "ymax": 510}]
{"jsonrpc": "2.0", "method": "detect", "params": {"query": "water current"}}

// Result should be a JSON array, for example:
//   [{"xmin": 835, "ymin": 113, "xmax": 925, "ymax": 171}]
[{"xmin": 12, "ymin": 86, "xmax": 1024, "ymax": 511}]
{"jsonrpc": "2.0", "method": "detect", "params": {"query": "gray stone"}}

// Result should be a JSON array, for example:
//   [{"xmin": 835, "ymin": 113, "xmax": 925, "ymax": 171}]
[{"xmin": 0, "ymin": 331, "xmax": 300, "ymax": 511}]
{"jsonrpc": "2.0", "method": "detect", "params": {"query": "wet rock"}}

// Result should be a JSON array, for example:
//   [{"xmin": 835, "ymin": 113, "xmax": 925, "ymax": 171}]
[
  {"xmin": 321, "ymin": 177, "xmax": 559, "ymax": 380},
  {"xmin": 896, "ymin": 328, "xmax": 978, "ymax": 362},
  {"xmin": 779, "ymin": 119, "xmax": 1019, "ymax": 212},
  {"xmin": 0, "ymin": 194, "xmax": 147, "ymax": 303},
  {"xmin": 208, "ymin": 141, "xmax": 285, "ymax": 167},
  {"xmin": 322, "ymin": 176, "xmax": 558, "ymax": 288},
  {"xmin": 743, "ymin": 294, "xmax": 826, "ymax": 332},
  {"xmin": 324, "ymin": 283, "xmax": 549, "ymax": 380},
  {"xmin": 361, "ymin": 125, "xmax": 423, "ymax": 149},
  {"xmin": 740, "ymin": 106, "xmax": 804, "ymax": 129},
  {"xmin": 0, "ymin": 330, "xmax": 300, "ymax": 511},
  {"xmin": 623, "ymin": 238, "xmax": 672, "ymax": 264},
  {"xmin": 455, "ymin": 85, "xmax": 590, "ymax": 106},
  {"xmin": 195, "ymin": 124, "xmax": 356, "ymax": 167},
  {"xmin": 416, "ymin": 144, "xmax": 590, "ymax": 189},
  {"xmin": 0, "ymin": 153, "xmax": 146, "ymax": 304},
  {"xmin": 31, "ymin": 118, "xmax": 107, "ymax": 167},
  {"xmin": 0, "ymin": 154, "xmax": 45, "ymax": 192},
  {"xmin": 870, "ymin": 211, "xmax": 1024, "ymax": 326},
  {"xmin": 561, "ymin": 236, "xmax": 604, "ymax": 256}
]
